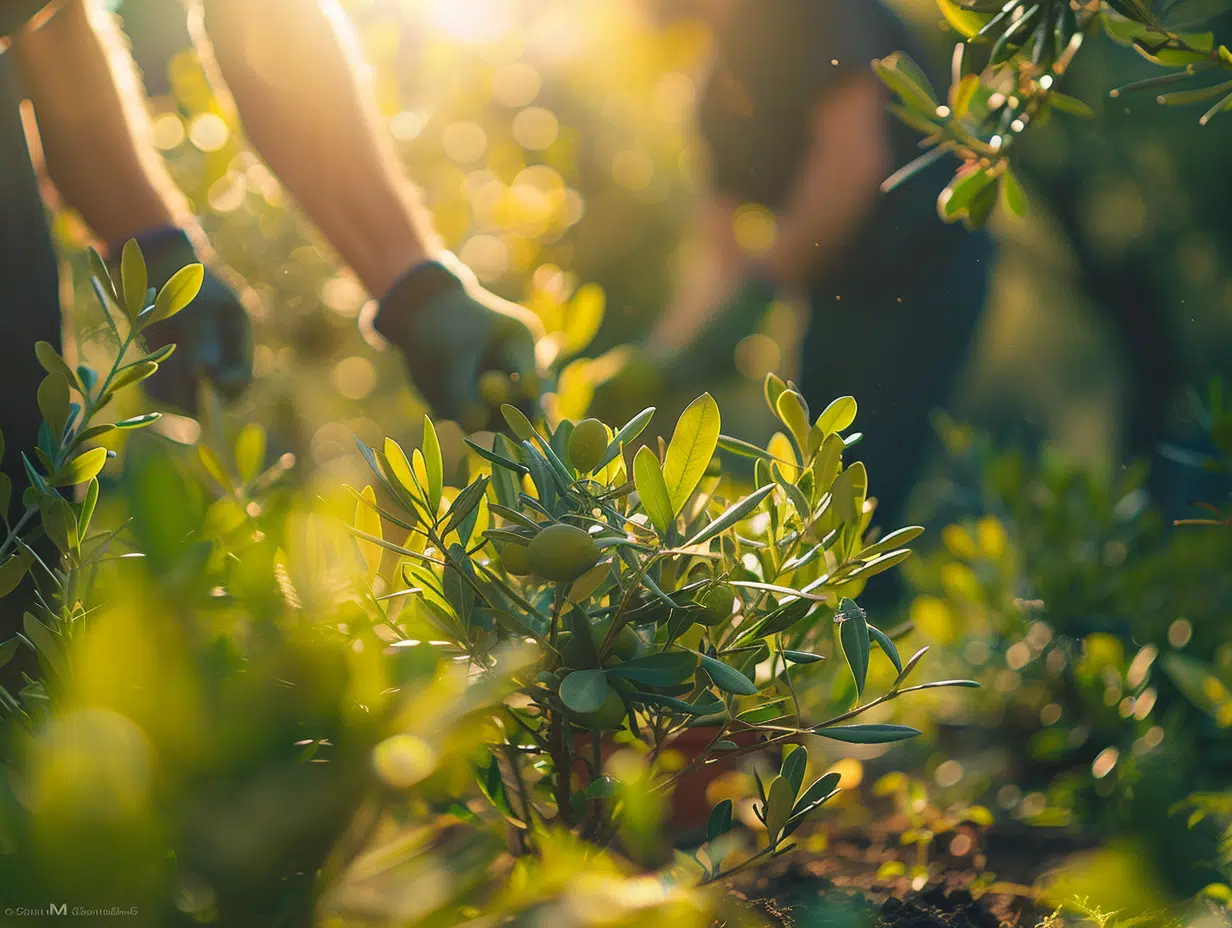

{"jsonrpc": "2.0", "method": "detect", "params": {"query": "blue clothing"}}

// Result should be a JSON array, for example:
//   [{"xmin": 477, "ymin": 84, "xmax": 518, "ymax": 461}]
[
  {"xmin": 0, "ymin": 52, "xmax": 61, "ymax": 510},
  {"xmin": 697, "ymin": 0, "xmax": 995, "ymax": 537}
]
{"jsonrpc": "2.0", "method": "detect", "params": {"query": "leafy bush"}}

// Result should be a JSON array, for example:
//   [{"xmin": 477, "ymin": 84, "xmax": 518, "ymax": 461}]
[
  {"xmin": 0, "ymin": 250, "xmax": 979, "ymax": 920},
  {"xmin": 879, "ymin": 0, "xmax": 1232, "ymax": 224},
  {"xmin": 347, "ymin": 372, "xmax": 979, "ymax": 881}
]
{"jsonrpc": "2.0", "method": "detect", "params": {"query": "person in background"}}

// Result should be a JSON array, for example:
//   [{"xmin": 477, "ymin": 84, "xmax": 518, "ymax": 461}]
[
  {"xmin": 7, "ymin": 0, "xmax": 542, "ymax": 434},
  {"xmin": 606, "ymin": 0, "xmax": 995, "ymax": 580}
]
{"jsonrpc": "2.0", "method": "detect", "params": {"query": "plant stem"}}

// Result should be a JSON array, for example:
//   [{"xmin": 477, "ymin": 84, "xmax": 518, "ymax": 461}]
[{"xmin": 0, "ymin": 508, "xmax": 36, "ymax": 560}]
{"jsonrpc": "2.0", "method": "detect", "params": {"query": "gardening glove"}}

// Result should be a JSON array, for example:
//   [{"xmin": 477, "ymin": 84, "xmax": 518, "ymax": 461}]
[
  {"xmin": 112, "ymin": 227, "xmax": 254, "ymax": 415},
  {"xmin": 589, "ymin": 273, "xmax": 778, "ymax": 423},
  {"xmin": 363, "ymin": 254, "xmax": 544, "ymax": 432}
]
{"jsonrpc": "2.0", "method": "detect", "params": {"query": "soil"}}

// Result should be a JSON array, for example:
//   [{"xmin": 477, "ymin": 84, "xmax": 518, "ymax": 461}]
[{"xmin": 722, "ymin": 820, "xmax": 1098, "ymax": 928}]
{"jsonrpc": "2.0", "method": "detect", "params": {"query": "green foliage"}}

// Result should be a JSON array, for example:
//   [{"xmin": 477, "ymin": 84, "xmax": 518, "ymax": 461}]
[
  {"xmin": 0, "ymin": 239, "xmax": 188, "ymax": 721},
  {"xmin": 341, "ymin": 370, "xmax": 975, "ymax": 890},
  {"xmin": 0, "ymin": 244, "xmax": 973, "ymax": 920},
  {"xmin": 880, "ymin": 0, "xmax": 1232, "ymax": 225}
]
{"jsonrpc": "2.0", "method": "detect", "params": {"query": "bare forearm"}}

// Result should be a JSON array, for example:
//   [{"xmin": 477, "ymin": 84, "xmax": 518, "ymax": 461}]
[
  {"xmin": 650, "ymin": 199, "xmax": 746, "ymax": 354},
  {"xmin": 763, "ymin": 76, "xmax": 890, "ymax": 286},
  {"xmin": 197, "ymin": 0, "xmax": 438, "ymax": 296},
  {"xmin": 14, "ymin": 0, "xmax": 191, "ymax": 252}
]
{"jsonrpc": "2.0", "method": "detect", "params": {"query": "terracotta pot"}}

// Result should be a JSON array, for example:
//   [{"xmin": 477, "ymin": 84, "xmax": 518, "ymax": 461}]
[{"xmin": 662, "ymin": 726, "xmax": 771, "ymax": 839}]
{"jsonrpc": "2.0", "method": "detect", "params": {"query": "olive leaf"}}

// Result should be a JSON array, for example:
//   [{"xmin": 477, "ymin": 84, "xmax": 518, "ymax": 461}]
[
  {"xmin": 836, "ymin": 597, "xmax": 870, "ymax": 700},
  {"xmin": 633, "ymin": 446, "xmax": 674, "ymax": 536},
  {"xmin": 663, "ymin": 393, "xmax": 720, "ymax": 517}
]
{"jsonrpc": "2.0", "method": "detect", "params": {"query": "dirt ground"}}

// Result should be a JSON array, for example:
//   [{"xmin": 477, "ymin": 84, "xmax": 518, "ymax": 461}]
[{"xmin": 724, "ymin": 820, "xmax": 1100, "ymax": 928}]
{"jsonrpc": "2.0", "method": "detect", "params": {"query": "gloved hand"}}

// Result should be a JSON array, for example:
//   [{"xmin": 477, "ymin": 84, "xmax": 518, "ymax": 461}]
[
  {"xmin": 363, "ymin": 255, "xmax": 544, "ymax": 432},
  {"xmin": 589, "ymin": 273, "xmax": 778, "ymax": 423},
  {"xmin": 113, "ymin": 228, "xmax": 253, "ymax": 414}
]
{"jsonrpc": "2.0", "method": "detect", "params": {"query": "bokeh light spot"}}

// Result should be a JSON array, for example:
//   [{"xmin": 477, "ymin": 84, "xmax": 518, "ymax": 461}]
[
  {"xmin": 189, "ymin": 113, "xmax": 229, "ymax": 152},
  {"xmin": 491, "ymin": 61, "xmax": 542, "ymax": 107},
  {"xmin": 332, "ymin": 356, "xmax": 377, "ymax": 400},
  {"xmin": 442, "ymin": 121, "xmax": 488, "ymax": 163},
  {"xmin": 512, "ymin": 107, "xmax": 560, "ymax": 150},
  {"xmin": 152, "ymin": 113, "xmax": 185, "ymax": 150}
]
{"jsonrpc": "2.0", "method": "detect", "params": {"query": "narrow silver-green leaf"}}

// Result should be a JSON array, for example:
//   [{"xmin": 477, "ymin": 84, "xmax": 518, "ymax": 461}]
[
  {"xmin": 836, "ymin": 597, "xmax": 870, "ymax": 699},
  {"xmin": 121, "ymin": 239, "xmax": 148, "ymax": 319},
  {"xmin": 867, "ymin": 624, "xmax": 903, "ymax": 673},
  {"xmin": 422, "ymin": 415, "xmax": 444, "ymax": 512},
  {"xmin": 814, "ymin": 724, "xmax": 922, "ymax": 744},
  {"xmin": 683, "ymin": 483, "xmax": 774, "ymax": 548},
  {"xmin": 699, "ymin": 652, "xmax": 758, "ymax": 695},
  {"xmin": 595, "ymin": 406, "xmax": 655, "ymax": 470}
]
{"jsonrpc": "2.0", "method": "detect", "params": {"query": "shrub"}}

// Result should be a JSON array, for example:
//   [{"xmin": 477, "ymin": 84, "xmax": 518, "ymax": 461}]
[
  {"xmin": 0, "ymin": 247, "xmax": 979, "ymax": 921},
  {"xmin": 349, "ymin": 373, "xmax": 978, "ymax": 881}
]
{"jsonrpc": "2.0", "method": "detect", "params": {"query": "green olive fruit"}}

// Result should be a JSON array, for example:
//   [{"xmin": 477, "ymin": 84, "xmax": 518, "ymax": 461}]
[
  {"xmin": 693, "ymin": 584, "xmax": 736, "ymax": 626},
  {"xmin": 592, "ymin": 618, "xmax": 642, "ymax": 661},
  {"xmin": 574, "ymin": 684, "xmax": 626, "ymax": 730},
  {"xmin": 479, "ymin": 370, "xmax": 513, "ymax": 406},
  {"xmin": 527, "ymin": 523, "xmax": 601, "ymax": 583},
  {"xmin": 501, "ymin": 542, "xmax": 533, "ymax": 576},
  {"xmin": 568, "ymin": 418, "xmax": 609, "ymax": 474}
]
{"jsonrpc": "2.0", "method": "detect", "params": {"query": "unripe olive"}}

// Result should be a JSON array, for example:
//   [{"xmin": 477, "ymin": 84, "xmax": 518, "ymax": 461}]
[
  {"xmin": 479, "ymin": 370, "xmax": 513, "ymax": 407},
  {"xmin": 693, "ymin": 584, "xmax": 736, "ymax": 627},
  {"xmin": 568, "ymin": 418, "xmax": 609, "ymax": 474},
  {"xmin": 501, "ymin": 542, "xmax": 533, "ymax": 576},
  {"xmin": 573, "ymin": 684, "xmax": 626, "ymax": 730},
  {"xmin": 526, "ymin": 523, "xmax": 600, "ymax": 583},
  {"xmin": 594, "ymin": 618, "xmax": 642, "ymax": 662}
]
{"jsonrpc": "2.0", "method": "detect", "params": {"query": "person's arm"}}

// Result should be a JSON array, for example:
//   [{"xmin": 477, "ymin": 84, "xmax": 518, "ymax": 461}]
[
  {"xmin": 12, "ymin": 0, "xmax": 197, "ymax": 252},
  {"xmin": 14, "ymin": 0, "xmax": 254, "ymax": 414},
  {"xmin": 761, "ymin": 73, "xmax": 890, "ymax": 286},
  {"xmin": 194, "ymin": 0, "xmax": 439, "ymax": 297},
  {"xmin": 650, "ymin": 74, "xmax": 891, "ymax": 358}
]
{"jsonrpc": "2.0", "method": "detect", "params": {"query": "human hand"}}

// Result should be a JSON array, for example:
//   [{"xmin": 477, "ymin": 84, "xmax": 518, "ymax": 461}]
[
  {"xmin": 364, "ymin": 257, "xmax": 544, "ymax": 432},
  {"xmin": 118, "ymin": 228, "xmax": 254, "ymax": 415},
  {"xmin": 589, "ymin": 274, "xmax": 778, "ymax": 422}
]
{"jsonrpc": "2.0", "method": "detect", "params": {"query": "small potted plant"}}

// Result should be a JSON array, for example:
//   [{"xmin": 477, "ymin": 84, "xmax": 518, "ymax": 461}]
[{"xmin": 349, "ymin": 371, "xmax": 977, "ymax": 875}]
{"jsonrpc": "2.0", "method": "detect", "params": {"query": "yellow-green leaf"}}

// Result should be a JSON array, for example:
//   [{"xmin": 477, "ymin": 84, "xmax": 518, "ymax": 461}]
[
  {"xmin": 422, "ymin": 415, "xmax": 443, "ymax": 512},
  {"xmin": 52, "ymin": 447, "xmax": 107, "ymax": 487},
  {"xmin": 662, "ymin": 393, "xmax": 721, "ymax": 517},
  {"xmin": 198, "ymin": 443, "xmax": 232, "ymax": 491},
  {"xmin": 952, "ymin": 73, "xmax": 980, "ymax": 119},
  {"xmin": 234, "ymin": 423, "xmax": 266, "ymax": 485},
  {"xmin": 384, "ymin": 438, "xmax": 419, "ymax": 500},
  {"xmin": 38, "ymin": 373, "xmax": 70, "ymax": 441},
  {"xmin": 24, "ymin": 612, "xmax": 66, "ymax": 679},
  {"xmin": 562, "ymin": 283, "xmax": 605, "ymax": 356},
  {"xmin": 121, "ymin": 238, "xmax": 148, "ymax": 319},
  {"xmin": 1000, "ymin": 168, "xmax": 1028, "ymax": 218},
  {"xmin": 0, "ymin": 551, "xmax": 33, "ymax": 599},
  {"xmin": 35, "ymin": 341, "xmax": 81, "ymax": 393},
  {"xmin": 108, "ymin": 360, "xmax": 159, "ymax": 393},
  {"xmin": 148, "ymin": 263, "xmax": 204, "ymax": 326},
  {"xmin": 354, "ymin": 485, "xmax": 383, "ymax": 584},
  {"xmin": 814, "ymin": 396, "xmax": 857, "ymax": 436},
  {"xmin": 41, "ymin": 494, "xmax": 79, "ymax": 555},
  {"xmin": 775, "ymin": 390, "xmax": 810, "ymax": 453},
  {"xmin": 633, "ymin": 446, "xmax": 674, "ymax": 536},
  {"xmin": 812, "ymin": 433, "xmax": 844, "ymax": 498},
  {"xmin": 765, "ymin": 775, "xmax": 794, "ymax": 843},
  {"xmin": 501, "ymin": 404, "xmax": 536, "ymax": 442},
  {"xmin": 87, "ymin": 246, "xmax": 119, "ymax": 307},
  {"xmin": 937, "ymin": 0, "xmax": 992, "ymax": 38}
]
